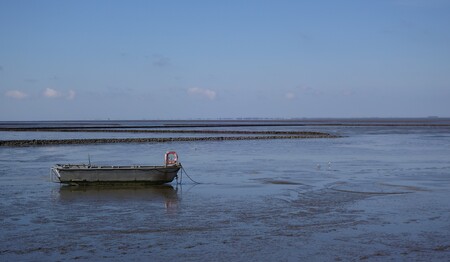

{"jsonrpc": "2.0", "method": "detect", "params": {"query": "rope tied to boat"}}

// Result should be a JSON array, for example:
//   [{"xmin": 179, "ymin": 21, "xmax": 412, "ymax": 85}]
[{"xmin": 178, "ymin": 164, "xmax": 201, "ymax": 185}]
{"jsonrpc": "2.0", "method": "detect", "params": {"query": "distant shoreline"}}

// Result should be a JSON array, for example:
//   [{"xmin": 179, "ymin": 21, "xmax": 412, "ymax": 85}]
[
  {"xmin": 0, "ymin": 122, "xmax": 449, "ymax": 131},
  {"xmin": 1, "ymin": 117, "xmax": 450, "ymax": 130}
]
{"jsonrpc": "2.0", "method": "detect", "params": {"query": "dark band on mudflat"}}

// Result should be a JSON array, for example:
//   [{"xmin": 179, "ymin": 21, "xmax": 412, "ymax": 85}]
[{"xmin": 0, "ymin": 132, "xmax": 339, "ymax": 147}]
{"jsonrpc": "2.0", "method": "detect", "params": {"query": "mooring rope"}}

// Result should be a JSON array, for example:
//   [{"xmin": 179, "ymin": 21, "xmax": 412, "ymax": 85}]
[{"xmin": 179, "ymin": 164, "xmax": 201, "ymax": 184}]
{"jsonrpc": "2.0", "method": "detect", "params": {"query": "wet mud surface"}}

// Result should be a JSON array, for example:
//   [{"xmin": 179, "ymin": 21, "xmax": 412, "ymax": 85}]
[{"xmin": 1, "ymin": 123, "xmax": 450, "ymax": 261}]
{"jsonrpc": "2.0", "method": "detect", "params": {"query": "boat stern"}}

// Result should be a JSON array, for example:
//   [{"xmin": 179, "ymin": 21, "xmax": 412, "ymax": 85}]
[{"xmin": 50, "ymin": 165, "xmax": 62, "ymax": 183}]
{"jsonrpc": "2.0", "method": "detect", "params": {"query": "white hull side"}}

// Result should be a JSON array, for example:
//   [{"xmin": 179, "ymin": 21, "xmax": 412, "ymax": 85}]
[{"xmin": 52, "ymin": 165, "xmax": 181, "ymax": 185}]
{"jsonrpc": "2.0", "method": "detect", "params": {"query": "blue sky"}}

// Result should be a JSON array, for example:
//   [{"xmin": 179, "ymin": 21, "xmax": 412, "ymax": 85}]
[{"xmin": 1, "ymin": 0, "xmax": 449, "ymax": 120}]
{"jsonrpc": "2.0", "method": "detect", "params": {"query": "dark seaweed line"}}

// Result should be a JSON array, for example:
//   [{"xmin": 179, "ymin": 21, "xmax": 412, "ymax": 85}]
[
  {"xmin": 0, "ymin": 134, "xmax": 339, "ymax": 147},
  {"xmin": 0, "ymin": 128, "xmax": 329, "ymax": 136}
]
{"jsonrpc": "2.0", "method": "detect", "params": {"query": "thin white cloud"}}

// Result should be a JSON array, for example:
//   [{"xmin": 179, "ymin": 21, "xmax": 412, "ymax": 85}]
[
  {"xmin": 43, "ymin": 88, "xmax": 76, "ymax": 100},
  {"xmin": 188, "ymin": 87, "xmax": 217, "ymax": 100},
  {"xmin": 67, "ymin": 90, "xmax": 76, "ymax": 100},
  {"xmin": 43, "ymin": 87, "xmax": 61, "ymax": 98},
  {"xmin": 285, "ymin": 92, "xmax": 296, "ymax": 100},
  {"xmin": 297, "ymin": 85, "xmax": 323, "ymax": 96},
  {"xmin": 341, "ymin": 88, "xmax": 355, "ymax": 96},
  {"xmin": 5, "ymin": 90, "xmax": 28, "ymax": 99}
]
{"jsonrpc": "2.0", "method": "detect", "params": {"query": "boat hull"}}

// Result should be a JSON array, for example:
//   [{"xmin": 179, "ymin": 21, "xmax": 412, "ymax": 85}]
[{"xmin": 52, "ymin": 164, "xmax": 181, "ymax": 185}]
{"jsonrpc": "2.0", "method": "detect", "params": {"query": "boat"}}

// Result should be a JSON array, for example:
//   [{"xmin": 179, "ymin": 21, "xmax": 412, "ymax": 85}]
[{"xmin": 51, "ymin": 151, "xmax": 181, "ymax": 185}]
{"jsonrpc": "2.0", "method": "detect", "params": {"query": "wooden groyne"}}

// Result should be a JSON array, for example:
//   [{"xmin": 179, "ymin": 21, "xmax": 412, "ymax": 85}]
[
  {"xmin": 0, "ymin": 132, "xmax": 339, "ymax": 147},
  {"xmin": 0, "ymin": 128, "xmax": 329, "ymax": 135}
]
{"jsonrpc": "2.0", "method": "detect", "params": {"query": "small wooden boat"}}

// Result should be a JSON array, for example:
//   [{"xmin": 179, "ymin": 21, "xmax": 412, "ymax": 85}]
[{"xmin": 51, "ymin": 151, "xmax": 181, "ymax": 185}]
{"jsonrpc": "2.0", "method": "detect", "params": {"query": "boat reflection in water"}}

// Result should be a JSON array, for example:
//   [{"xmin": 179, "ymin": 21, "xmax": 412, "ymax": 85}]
[{"xmin": 57, "ymin": 184, "xmax": 179, "ymax": 213}]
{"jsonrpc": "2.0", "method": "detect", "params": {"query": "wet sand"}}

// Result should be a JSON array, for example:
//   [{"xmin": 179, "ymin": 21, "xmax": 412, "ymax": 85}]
[{"xmin": 0, "ymin": 121, "xmax": 449, "ymax": 261}]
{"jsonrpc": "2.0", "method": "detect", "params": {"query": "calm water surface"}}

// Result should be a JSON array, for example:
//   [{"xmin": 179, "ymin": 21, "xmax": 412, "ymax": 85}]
[{"xmin": 1, "ymin": 122, "xmax": 449, "ymax": 261}]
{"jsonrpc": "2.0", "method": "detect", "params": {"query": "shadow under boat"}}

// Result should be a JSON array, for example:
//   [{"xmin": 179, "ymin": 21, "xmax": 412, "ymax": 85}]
[{"xmin": 57, "ymin": 184, "xmax": 179, "ymax": 209}]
